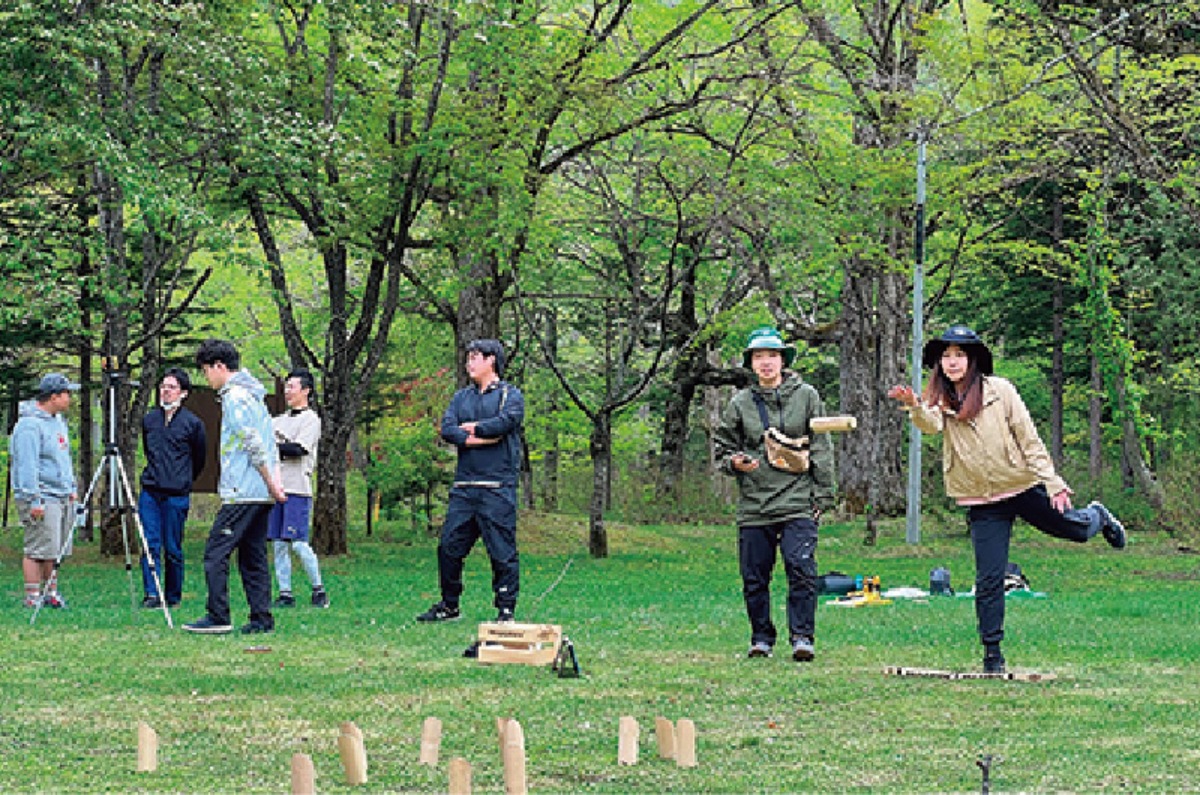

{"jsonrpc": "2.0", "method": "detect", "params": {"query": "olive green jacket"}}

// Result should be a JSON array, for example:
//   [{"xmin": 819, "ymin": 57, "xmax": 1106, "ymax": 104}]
[
  {"xmin": 714, "ymin": 373, "xmax": 836, "ymax": 525},
  {"xmin": 906, "ymin": 375, "xmax": 1068, "ymax": 500}
]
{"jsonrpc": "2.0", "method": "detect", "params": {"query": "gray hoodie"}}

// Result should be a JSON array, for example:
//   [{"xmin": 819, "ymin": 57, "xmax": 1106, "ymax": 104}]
[
  {"xmin": 217, "ymin": 370, "xmax": 279, "ymax": 503},
  {"xmin": 9, "ymin": 400, "xmax": 76, "ymax": 506}
]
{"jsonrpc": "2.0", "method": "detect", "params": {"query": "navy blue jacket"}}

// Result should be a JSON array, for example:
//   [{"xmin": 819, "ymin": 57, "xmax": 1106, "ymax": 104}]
[
  {"xmin": 140, "ymin": 406, "xmax": 207, "ymax": 496},
  {"xmin": 440, "ymin": 380, "xmax": 525, "ymax": 487}
]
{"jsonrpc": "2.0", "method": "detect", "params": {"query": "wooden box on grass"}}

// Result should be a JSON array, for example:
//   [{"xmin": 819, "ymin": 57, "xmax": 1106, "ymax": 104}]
[{"xmin": 477, "ymin": 622, "xmax": 563, "ymax": 666}]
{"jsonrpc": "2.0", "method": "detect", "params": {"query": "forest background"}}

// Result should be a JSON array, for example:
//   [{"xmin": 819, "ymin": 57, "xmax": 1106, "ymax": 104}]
[{"xmin": 2, "ymin": 0, "xmax": 1198, "ymax": 557}]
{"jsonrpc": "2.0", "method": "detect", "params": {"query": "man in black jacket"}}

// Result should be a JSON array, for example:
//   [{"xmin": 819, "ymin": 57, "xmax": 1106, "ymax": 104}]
[
  {"xmin": 137, "ymin": 368, "xmax": 207, "ymax": 608},
  {"xmin": 417, "ymin": 339, "xmax": 525, "ymax": 624}
]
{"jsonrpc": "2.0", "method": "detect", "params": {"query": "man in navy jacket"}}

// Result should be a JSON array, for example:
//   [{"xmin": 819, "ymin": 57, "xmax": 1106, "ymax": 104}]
[
  {"xmin": 137, "ymin": 367, "xmax": 207, "ymax": 608},
  {"xmin": 417, "ymin": 339, "xmax": 525, "ymax": 624}
]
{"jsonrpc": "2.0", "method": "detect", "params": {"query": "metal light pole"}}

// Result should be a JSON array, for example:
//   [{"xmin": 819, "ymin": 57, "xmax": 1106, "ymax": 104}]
[{"xmin": 906, "ymin": 128, "xmax": 928, "ymax": 545}]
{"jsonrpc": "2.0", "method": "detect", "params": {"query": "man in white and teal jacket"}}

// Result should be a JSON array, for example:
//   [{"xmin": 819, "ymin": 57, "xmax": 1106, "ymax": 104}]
[{"xmin": 183, "ymin": 340, "xmax": 285, "ymax": 635}]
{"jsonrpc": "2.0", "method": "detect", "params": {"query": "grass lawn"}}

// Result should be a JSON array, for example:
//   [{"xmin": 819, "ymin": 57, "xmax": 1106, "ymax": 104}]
[{"xmin": 1, "ymin": 513, "xmax": 1197, "ymax": 793}]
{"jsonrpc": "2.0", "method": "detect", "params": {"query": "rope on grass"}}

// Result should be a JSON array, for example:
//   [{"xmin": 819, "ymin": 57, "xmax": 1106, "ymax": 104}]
[{"xmin": 524, "ymin": 557, "xmax": 574, "ymax": 621}]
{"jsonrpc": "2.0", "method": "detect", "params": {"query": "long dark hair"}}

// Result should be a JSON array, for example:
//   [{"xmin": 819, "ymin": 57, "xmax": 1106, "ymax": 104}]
[{"xmin": 922, "ymin": 347, "xmax": 985, "ymax": 421}]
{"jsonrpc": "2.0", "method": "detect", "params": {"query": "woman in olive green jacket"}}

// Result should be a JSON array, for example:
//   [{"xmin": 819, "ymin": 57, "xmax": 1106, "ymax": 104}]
[
  {"xmin": 715, "ymin": 327, "xmax": 835, "ymax": 662},
  {"xmin": 889, "ymin": 325, "xmax": 1126, "ymax": 673}
]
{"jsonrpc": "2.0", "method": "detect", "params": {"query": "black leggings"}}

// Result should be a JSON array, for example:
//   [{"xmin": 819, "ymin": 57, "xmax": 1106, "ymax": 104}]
[{"xmin": 966, "ymin": 485, "xmax": 1096, "ymax": 646}]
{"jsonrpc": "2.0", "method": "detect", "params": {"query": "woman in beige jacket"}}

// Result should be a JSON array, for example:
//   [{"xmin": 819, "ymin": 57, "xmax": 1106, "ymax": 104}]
[{"xmin": 888, "ymin": 325, "xmax": 1126, "ymax": 673}]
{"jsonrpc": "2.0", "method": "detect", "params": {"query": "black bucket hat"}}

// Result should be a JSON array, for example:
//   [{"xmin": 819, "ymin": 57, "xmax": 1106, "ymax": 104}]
[{"xmin": 922, "ymin": 325, "xmax": 994, "ymax": 375}]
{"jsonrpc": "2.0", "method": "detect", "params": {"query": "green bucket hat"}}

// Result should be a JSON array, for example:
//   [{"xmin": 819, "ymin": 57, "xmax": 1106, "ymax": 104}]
[{"xmin": 742, "ymin": 326, "xmax": 796, "ymax": 369}]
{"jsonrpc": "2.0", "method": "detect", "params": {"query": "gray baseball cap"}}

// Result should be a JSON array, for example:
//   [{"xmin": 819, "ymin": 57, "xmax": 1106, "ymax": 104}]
[{"xmin": 37, "ymin": 373, "xmax": 81, "ymax": 395}]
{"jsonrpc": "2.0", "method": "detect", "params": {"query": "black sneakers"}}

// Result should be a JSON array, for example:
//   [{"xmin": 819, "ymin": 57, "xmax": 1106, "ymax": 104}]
[
  {"xmin": 496, "ymin": 607, "xmax": 515, "ymax": 623},
  {"xmin": 984, "ymin": 643, "xmax": 1006, "ymax": 674},
  {"xmin": 1089, "ymin": 502, "xmax": 1127, "ymax": 549},
  {"xmin": 240, "ymin": 620, "xmax": 274, "ymax": 635},
  {"xmin": 311, "ymin": 588, "xmax": 330, "ymax": 608},
  {"xmin": 183, "ymin": 615, "xmax": 233, "ymax": 634},
  {"xmin": 273, "ymin": 592, "xmax": 296, "ymax": 608},
  {"xmin": 416, "ymin": 601, "xmax": 461, "ymax": 622}
]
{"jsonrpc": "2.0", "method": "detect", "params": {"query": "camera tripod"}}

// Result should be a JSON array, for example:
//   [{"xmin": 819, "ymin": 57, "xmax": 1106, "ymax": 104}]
[{"xmin": 30, "ymin": 370, "xmax": 173, "ymax": 628}]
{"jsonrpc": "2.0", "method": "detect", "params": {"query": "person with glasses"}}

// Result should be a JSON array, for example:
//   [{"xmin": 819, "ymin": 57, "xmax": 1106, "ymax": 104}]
[{"xmin": 136, "ymin": 367, "xmax": 207, "ymax": 609}]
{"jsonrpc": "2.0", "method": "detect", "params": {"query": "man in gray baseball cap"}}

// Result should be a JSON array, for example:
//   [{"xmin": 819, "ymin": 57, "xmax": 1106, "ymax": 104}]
[{"xmin": 10, "ymin": 372, "xmax": 80, "ymax": 608}]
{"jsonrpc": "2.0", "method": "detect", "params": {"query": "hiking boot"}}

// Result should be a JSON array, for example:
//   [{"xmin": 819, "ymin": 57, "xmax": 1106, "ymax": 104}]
[
  {"xmin": 311, "ymin": 588, "xmax": 330, "ymax": 609},
  {"xmin": 142, "ymin": 596, "xmax": 164, "ymax": 609},
  {"xmin": 273, "ymin": 592, "xmax": 296, "ymax": 608},
  {"xmin": 1089, "ymin": 502, "xmax": 1126, "ymax": 549},
  {"xmin": 791, "ymin": 637, "xmax": 815, "ymax": 662},
  {"xmin": 416, "ymin": 601, "xmax": 461, "ymax": 622},
  {"xmin": 495, "ymin": 607, "xmax": 515, "ymax": 623},
  {"xmin": 748, "ymin": 641, "xmax": 773, "ymax": 659},
  {"xmin": 44, "ymin": 593, "xmax": 66, "ymax": 609},
  {"xmin": 240, "ymin": 620, "xmax": 274, "ymax": 635},
  {"xmin": 983, "ymin": 654, "xmax": 1007, "ymax": 674},
  {"xmin": 183, "ymin": 615, "xmax": 233, "ymax": 634}
]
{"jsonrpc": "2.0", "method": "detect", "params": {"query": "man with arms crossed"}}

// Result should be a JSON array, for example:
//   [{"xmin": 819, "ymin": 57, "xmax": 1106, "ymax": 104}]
[
  {"xmin": 417, "ymin": 339, "xmax": 525, "ymax": 624},
  {"xmin": 269, "ymin": 369, "xmax": 329, "ymax": 609}
]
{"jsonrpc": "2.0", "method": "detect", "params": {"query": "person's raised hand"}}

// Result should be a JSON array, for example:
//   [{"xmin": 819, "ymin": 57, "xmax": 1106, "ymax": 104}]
[{"xmin": 887, "ymin": 385, "xmax": 918, "ymax": 408}]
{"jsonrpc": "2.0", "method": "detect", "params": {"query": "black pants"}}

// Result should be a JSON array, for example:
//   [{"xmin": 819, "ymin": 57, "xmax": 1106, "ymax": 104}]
[
  {"xmin": 438, "ymin": 486, "xmax": 519, "ymax": 612},
  {"xmin": 967, "ymin": 485, "xmax": 1098, "ymax": 646},
  {"xmin": 202, "ymin": 503, "xmax": 274, "ymax": 626},
  {"xmin": 738, "ymin": 518, "xmax": 819, "ymax": 647}
]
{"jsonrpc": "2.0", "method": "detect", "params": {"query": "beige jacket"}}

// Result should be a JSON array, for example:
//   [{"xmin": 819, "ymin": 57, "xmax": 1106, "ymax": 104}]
[{"xmin": 906, "ymin": 376, "xmax": 1068, "ymax": 501}]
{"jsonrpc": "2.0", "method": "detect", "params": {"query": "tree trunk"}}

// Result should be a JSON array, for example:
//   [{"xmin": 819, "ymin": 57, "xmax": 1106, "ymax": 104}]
[
  {"xmin": 454, "ymin": 251, "xmax": 507, "ymax": 386},
  {"xmin": 540, "ymin": 309, "xmax": 560, "ymax": 511},
  {"xmin": 657, "ymin": 355, "xmax": 701, "ymax": 500},
  {"xmin": 312, "ymin": 417, "xmax": 353, "ymax": 555},
  {"xmin": 1050, "ymin": 190, "xmax": 1066, "ymax": 467},
  {"xmin": 1113, "ymin": 372, "xmax": 1166, "ymax": 512},
  {"xmin": 94, "ymin": 160, "xmax": 131, "ymax": 557},
  {"xmin": 837, "ymin": 254, "xmax": 908, "ymax": 515},
  {"xmin": 1089, "ymin": 354, "xmax": 1103, "ymax": 480},
  {"xmin": 311, "ymin": 366, "xmax": 355, "ymax": 556},
  {"xmin": 703, "ymin": 351, "xmax": 736, "ymax": 504},
  {"xmin": 588, "ymin": 411, "xmax": 612, "ymax": 558},
  {"xmin": 77, "ymin": 277, "xmax": 95, "ymax": 544}
]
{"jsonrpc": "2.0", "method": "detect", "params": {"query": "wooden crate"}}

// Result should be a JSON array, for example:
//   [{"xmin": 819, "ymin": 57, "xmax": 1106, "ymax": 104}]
[{"xmin": 477, "ymin": 622, "xmax": 563, "ymax": 666}]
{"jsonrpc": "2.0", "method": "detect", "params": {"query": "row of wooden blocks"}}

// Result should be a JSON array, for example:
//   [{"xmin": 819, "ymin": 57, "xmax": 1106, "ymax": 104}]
[
  {"xmin": 134, "ymin": 714, "xmax": 699, "ymax": 793},
  {"xmin": 617, "ymin": 716, "xmax": 697, "ymax": 767}
]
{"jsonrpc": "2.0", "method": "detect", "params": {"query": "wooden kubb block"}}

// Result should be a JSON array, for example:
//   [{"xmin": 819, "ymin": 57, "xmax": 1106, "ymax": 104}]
[
  {"xmin": 502, "ymin": 718, "xmax": 527, "ymax": 795},
  {"xmin": 136, "ymin": 721, "xmax": 158, "ymax": 773},
  {"xmin": 477, "ymin": 622, "xmax": 563, "ymax": 666},
  {"xmin": 290, "ymin": 753, "xmax": 315, "ymax": 795},
  {"xmin": 419, "ymin": 716, "xmax": 442, "ymax": 766},
  {"xmin": 338, "ymin": 721, "xmax": 368, "ymax": 785},
  {"xmin": 617, "ymin": 716, "xmax": 639, "ymax": 765}
]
